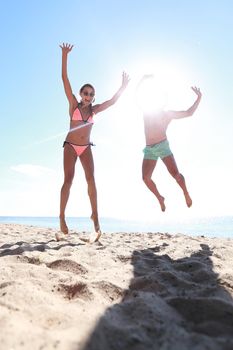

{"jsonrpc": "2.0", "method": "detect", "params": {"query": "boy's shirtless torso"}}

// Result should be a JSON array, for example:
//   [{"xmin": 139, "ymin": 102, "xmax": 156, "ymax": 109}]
[{"xmin": 143, "ymin": 110, "xmax": 173, "ymax": 145}]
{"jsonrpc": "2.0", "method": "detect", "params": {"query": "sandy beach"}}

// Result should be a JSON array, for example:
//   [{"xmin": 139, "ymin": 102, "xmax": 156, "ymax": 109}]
[{"xmin": 1, "ymin": 223, "xmax": 233, "ymax": 350}]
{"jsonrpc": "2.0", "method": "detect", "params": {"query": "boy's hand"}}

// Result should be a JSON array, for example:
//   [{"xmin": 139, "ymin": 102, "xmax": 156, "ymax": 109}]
[{"xmin": 191, "ymin": 86, "xmax": 202, "ymax": 98}]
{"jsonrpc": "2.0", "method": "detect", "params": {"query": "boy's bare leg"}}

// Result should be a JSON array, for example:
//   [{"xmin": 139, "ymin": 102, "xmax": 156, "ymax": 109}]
[
  {"xmin": 142, "ymin": 159, "xmax": 166, "ymax": 211},
  {"xmin": 162, "ymin": 155, "xmax": 192, "ymax": 207}
]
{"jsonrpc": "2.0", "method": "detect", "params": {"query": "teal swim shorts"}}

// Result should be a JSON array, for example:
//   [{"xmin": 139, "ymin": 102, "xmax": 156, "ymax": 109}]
[{"xmin": 143, "ymin": 139, "xmax": 173, "ymax": 161}]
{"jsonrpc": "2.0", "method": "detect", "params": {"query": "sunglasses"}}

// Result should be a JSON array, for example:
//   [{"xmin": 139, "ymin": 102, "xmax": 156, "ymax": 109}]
[{"xmin": 83, "ymin": 91, "xmax": 95, "ymax": 97}]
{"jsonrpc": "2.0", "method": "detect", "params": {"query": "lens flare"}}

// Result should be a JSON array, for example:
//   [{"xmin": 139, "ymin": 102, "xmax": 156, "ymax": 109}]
[
  {"xmin": 136, "ymin": 75, "xmax": 167, "ymax": 113},
  {"xmin": 22, "ymin": 123, "xmax": 91, "ymax": 150}
]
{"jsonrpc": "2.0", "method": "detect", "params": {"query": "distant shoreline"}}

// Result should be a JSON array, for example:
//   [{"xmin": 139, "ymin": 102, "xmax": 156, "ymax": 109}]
[{"xmin": 0, "ymin": 215, "xmax": 232, "ymax": 238}]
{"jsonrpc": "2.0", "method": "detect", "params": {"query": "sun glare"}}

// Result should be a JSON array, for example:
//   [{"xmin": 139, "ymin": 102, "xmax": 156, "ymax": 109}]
[
  {"xmin": 130, "ymin": 59, "xmax": 194, "ymax": 111},
  {"xmin": 136, "ymin": 76, "xmax": 167, "ymax": 112}
]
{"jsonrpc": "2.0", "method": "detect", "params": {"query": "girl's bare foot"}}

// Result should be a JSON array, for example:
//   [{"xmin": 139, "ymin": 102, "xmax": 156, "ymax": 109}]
[
  {"xmin": 89, "ymin": 230, "xmax": 102, "ymax": 243},
  {"xmin": 90, "ymin": 214, "xmax": 101, "ymax": 243},
  {"xmin": 56, "ymin": 217, "xmax": 69, "ymax": 241},
  {"xmin": 91, "ymin": 214, "xmax": 100, "ymax": 232},
  {"xmin": 59, "ymin": 217, "xmax": 69, "ymax": 234},
  {"xmin": 55, "ymin": 232, "xmax": 69, "ymax": 242}
]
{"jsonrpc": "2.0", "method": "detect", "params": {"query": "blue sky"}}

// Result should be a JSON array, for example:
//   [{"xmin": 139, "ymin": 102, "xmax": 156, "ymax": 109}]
[{"xmin": 1, "ymin": 0, "xmax": 233, "ymax": 220}]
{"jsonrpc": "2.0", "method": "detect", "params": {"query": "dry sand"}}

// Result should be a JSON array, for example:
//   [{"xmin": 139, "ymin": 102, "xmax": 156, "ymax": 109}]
[{"xmin": 1, "ymin": 223, "xmax": 233, "ymax": 350}]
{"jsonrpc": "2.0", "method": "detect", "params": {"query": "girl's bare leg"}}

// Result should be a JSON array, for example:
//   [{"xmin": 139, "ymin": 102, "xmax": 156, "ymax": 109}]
[
  {"xmin": 80, "ymin": 147, "xmax": 101, "ymax": 241},
  {"xmin": 142, "ymin": 159, "xmax": 166, "ymax": 211},
  {"xmin": 59, "ymin": 144, "xmax": 77, "ymax": 235},
  {"xmin": 162, "ymin": 154, "xmax": 192, "ymax": 207}
]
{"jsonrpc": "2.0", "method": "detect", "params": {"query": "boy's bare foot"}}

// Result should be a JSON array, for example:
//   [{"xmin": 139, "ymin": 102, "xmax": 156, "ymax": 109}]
[
  {"xmin": 159, "ymin": 196, "xmax": 166, "ymax": 212},
  {"xmin": 184, "ymin": 192, "xmax": 192, "ymax": 207}
]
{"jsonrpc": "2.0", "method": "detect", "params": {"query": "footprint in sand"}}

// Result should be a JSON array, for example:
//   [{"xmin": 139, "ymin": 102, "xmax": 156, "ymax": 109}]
[
  {"xmin": 16, "ymin": 256, "xmax": 41, "ymax": 265},
  {"xmin": 125, "ymin": 275, "xmax": 166, "ymax": 297},
  {"xmin": 0, "ymin": 281, "xmax": 15, "ymax": 289},
  {"xmin": 46, "ymin": 259, "xmax": 88, "ymax": 274},
  {"xmin": 57, "ymin": 282, "xmax": 93, "ymax": 301},
  {"xmin": 92, "ymin": 281, "xmax": 125, "ymax": 302},
  {"xmin": 117, "ymin": 255, "xmax": 132, "ymax": 263}
]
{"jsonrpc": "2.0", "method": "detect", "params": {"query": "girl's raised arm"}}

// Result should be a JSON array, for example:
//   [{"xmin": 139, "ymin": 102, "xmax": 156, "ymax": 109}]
[
  {"xmin": 59, "ymin": 43, "xmax": 75, "ymax": 107},
  {"xmin": 93, "ymin": 72, "xmax": 130, "ymax": 114}
]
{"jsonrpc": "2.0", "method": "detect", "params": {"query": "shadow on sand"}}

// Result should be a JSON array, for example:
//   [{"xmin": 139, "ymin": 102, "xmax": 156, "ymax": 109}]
[
  {"xmin": 0, "ymin": 240, "xmax": 83, "ymax": 257},
  {"xmin": 82, "ymin": 243, "xmax": 233, "ymax": 350}
]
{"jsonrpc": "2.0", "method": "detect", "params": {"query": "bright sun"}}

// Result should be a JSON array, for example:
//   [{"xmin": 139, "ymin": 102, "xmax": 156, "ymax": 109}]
[
  {"xmin": 135, "ymin": 75, "xmax": 168, "ymax": 112},
  {"xmin": 130, "ymin": 59, "xmax": 195, "ymax": 112}
]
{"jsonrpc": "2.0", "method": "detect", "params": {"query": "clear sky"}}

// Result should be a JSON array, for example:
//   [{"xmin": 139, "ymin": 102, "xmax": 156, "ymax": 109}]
[{"xmin": 1, "ymin": 0, "xmax": 233, "ymax": 221}]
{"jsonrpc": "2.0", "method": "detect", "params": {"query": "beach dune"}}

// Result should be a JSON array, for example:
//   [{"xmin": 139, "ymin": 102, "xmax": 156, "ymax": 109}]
[{"xmin": 1, "ymin": 223, "xmax": 233, "ymax": 349}]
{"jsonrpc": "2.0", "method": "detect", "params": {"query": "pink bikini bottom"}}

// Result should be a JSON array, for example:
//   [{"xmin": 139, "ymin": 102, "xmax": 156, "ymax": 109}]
[{"xmin": 63, "ymin": 141, "xmax": 94, "ymax": 157}]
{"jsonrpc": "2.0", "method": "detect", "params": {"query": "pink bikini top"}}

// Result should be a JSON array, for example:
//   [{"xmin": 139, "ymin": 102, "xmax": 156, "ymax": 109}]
[{"xmin": 72, "ymin": 106, "xmax": 94, "ymax": 123}]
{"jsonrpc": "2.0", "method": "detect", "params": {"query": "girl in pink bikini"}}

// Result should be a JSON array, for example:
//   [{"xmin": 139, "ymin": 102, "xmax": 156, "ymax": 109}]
[{"xmin": 58, "ymin": 43, "xmax": 129, "ymax": 242}]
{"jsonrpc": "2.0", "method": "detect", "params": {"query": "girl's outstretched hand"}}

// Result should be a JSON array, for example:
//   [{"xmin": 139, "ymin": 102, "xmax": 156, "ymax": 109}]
[
  {"xmin": 121, "ymin": 71, "xmax": 130, "ymax": 89},
  {"xmin": 191, "ymin": 86, "xmax": 202, "ymax": 98},
  {"xmin": 59, "ymin": 43, "xmax": 74, "ymax": 54}
]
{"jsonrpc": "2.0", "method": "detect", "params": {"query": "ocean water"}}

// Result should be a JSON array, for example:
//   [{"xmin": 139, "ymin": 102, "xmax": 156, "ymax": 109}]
[{"xmin": 0, "ymin": 216, "xmax": 233, "ymax": 238}]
